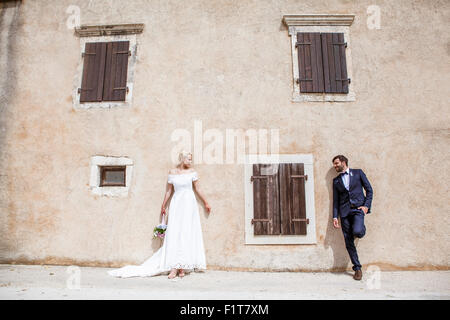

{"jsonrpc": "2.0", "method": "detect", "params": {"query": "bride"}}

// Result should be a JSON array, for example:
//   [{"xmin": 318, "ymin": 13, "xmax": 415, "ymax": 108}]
[{"xmin": 107, "ymin": 151, "xmax": 211, "ymax": 279}]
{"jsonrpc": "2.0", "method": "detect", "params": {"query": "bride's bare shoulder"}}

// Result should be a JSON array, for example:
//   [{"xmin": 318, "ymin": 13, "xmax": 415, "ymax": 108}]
[{"xmin": 168, "ymin": 168, "xmax": 195, "ymax": 175}]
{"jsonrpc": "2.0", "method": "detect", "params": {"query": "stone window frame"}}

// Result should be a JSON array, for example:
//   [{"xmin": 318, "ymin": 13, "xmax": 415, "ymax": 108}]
[
  {"xmin": 89, "ymin": 156, "xmax": 133, "ymax": 197},
  {"xmin": 283, "ymin": 14, "xmax": 356, "ymax": 102},
  {"xmin": 72, "ymin": 24, "xmax": 143, "ymax": 110},
  {"xmin": 244, "ymin": 154, "xmax": 317, "ymax": 245}
]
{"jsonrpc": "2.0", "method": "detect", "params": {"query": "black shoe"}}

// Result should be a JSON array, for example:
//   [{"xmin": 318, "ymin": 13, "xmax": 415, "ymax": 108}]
[{"xmin": 353, "ymin": 269, "xmax": 362, "ymax": 280}]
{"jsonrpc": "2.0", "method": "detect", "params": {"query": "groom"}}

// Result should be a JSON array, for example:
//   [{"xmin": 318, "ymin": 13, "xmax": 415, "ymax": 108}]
[{"xmin": 332, "ymin": 155, "xmax": 373, "ymax": 280}]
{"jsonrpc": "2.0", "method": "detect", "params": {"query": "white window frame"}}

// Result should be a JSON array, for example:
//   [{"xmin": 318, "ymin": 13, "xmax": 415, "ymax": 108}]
[
  {"xmin": 89, "ymin": 156, "xmax": 133, "ymax": 197},
  {"xmin": 244, "ymin": 154, "xmax": 317, "ymax": 245},
  {"xmin": 283, "ymin": 14, "xmax": 356, "ymax": 102}
]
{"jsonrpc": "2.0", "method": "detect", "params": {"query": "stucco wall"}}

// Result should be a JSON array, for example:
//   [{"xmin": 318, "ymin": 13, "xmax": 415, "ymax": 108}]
[{"xmin": 0, "ymin": 0, "xmax": 449, "ymax": 271}]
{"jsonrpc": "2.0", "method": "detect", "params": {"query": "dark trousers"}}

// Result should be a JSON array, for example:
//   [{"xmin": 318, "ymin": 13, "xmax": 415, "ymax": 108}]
[{"xmin": 340, "ymin": 209, "xmax": 366, "ymax": 271}]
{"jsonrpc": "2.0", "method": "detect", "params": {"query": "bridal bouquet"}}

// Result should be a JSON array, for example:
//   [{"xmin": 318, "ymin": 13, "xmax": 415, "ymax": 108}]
[
  {"xmin": 153, "ymin": 214, "xmax": 167, "ymax": 239},
  {"xmin": 153, "ymin": 223, "xmax": 167, "ymax": 239}
]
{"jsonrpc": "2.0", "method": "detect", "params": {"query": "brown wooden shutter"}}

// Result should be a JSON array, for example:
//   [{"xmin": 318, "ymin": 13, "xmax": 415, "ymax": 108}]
[
  {"xmin": 251, "ymin": 164, "xmax": 280, "ymax": 235},
  {"xmin": 321, "ymin": 33, "xmax": 350, "ymax": 94},
  {"xmin": 296, "ymin": 32, "xmax": 324, "ymax": 93},
  {"xmin": 279, "ymin": 163, "xmax": 308, "ymax": 235},
  {"xmin": 103, "ymin": 41, "xmax": 130, "ymax": 101},
  {"xmin": 79, "ymin": 42, "xmax": 107, "ymax": 102}
]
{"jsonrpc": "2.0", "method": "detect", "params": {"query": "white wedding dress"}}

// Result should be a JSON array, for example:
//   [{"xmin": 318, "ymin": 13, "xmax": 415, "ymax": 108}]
[{"xmin": 107, "ymin": 171, "xmax": 206, "ymax": 278}]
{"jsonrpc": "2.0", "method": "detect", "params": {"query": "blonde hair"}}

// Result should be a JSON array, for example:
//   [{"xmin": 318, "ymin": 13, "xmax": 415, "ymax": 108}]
[{"xmin": 178, "ymin": 150, "xmax": 193, "ymax": 166}]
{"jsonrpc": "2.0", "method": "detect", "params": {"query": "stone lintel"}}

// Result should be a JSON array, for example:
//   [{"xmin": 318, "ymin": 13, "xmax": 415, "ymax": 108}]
[
  {"xmin": 74, "ymin": 23, "xmax": 144, "ymax": 37},
  {"xmin": 282, "ymin": 14, "xmax": 355, "ymax": 27}
]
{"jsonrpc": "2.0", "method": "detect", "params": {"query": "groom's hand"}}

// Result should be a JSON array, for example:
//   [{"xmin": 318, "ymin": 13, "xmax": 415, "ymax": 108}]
[
  {"xmin": 358, "ymin": 206, "xmax": 368, "ymax": 214},
  {"xmin": 333, "ymin": 218, "xmax": 340, "ymax": 228}
]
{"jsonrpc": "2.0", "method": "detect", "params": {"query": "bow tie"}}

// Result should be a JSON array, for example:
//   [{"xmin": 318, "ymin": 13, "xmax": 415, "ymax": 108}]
[{"xmin": 341, "ymin": 171, "xmax": 349, "ymax": 175}]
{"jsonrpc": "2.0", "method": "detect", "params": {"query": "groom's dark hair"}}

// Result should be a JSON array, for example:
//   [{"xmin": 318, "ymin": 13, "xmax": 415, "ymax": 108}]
[{"xmin": 332, "ymin": 155, "xmax": 348, "ymax": 166}]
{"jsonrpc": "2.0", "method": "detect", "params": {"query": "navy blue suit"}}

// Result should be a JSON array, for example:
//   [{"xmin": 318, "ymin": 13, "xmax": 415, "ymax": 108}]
[{"xmin": 333, "ymin": 168, "xmax": 373, "ymax": 271}]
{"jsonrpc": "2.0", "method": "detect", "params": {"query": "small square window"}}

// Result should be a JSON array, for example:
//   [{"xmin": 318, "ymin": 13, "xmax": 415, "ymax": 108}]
[
  {"xmin": 100, "ymin": 166, "xmax": 126, "ymax": 187},
  {"xmin": 89, "ymin": 156, "xmax": 133, "ymax": 197}
]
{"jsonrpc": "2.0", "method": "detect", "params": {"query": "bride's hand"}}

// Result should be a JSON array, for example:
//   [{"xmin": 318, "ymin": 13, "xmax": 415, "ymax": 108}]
[
  {"xmin": 204, "ymin": 202, "xmax": 211, "ymax": 214},
  {"xmin": 161, "ymin": 206, "xmax": 166, "ymax": 215}
]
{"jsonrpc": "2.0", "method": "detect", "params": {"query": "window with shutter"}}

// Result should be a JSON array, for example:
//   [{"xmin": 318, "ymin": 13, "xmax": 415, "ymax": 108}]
[
  {"xmin": 296, "ymin": 33, "xmax": 324, "ymax": 93},
  {"xmin": 79, "ymin": 41, "xmax": 130, "ymax": 103},
  {"xmin": 321, "ymin": 33, "xmax": 349, "ymax": 94},
  {"xmin": 283, "ymin": 14, "xmax": 355, "ymax": 102},
  {"xmin": 74, "ymin": 24, "xmax": 142, "ymax": 110},
  {"xmin": 251, "ymin": 163, "xmax": 308, "ymax": 236},
  {"xmin": 103, "ymin": 41, "xmax": 130, "ymax": 101},
  {"xmin": 251, "ymin": 164, "xmax": 280, "ymax": 235},
  {"xmin": 297, "ymin": 32, "xmax": 349, "ymax": 94},
  {"xmin": 279, "ymin": 163, "xmax": 308, "ymax": 235},
  {"xmin": 245, "ymin": 154, "xmax": 316, "ymax": 244},
  {"xmin": 79, "ymin": 42, "xmax": 107, "ymax": 102}
]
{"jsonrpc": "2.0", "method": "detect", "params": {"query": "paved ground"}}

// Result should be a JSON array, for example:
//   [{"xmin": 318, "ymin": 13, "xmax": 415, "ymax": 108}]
[{"xmin": 0, "ymin": 264, "xmax": 449, "ymax": 300}]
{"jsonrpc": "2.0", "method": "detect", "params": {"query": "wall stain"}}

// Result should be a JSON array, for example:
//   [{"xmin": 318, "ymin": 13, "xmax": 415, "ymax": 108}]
[{"xmin": 1, "ymin": 258, "xmax": 448, "ymax": 272}]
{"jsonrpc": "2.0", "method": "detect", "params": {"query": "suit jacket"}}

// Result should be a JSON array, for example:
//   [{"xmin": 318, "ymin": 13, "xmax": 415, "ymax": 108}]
[{"xmin": 333, "ymin": 168, "xmax": 373, "ymax": 219}]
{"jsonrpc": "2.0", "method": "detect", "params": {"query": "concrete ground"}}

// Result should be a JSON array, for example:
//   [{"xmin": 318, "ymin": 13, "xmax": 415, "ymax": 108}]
[{"xmin": 0, "ymin": 264, "xmax": 449, "ymax": 300}]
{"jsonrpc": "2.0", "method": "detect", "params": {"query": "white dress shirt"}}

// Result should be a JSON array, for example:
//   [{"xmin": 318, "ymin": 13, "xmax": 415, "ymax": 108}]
[{"xmin": 341, "ymin": 168, "xmax": 350, "ymax": 191}]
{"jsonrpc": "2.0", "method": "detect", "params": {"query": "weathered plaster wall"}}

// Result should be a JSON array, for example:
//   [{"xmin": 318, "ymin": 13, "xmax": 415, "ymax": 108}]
[
  {"xmin": 0, "ymin": 0, "xmax": 22, "ymax": 266},
  {"xmin": 0, "ymin": 0, "xmax": 449, "ymax": 271}
]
